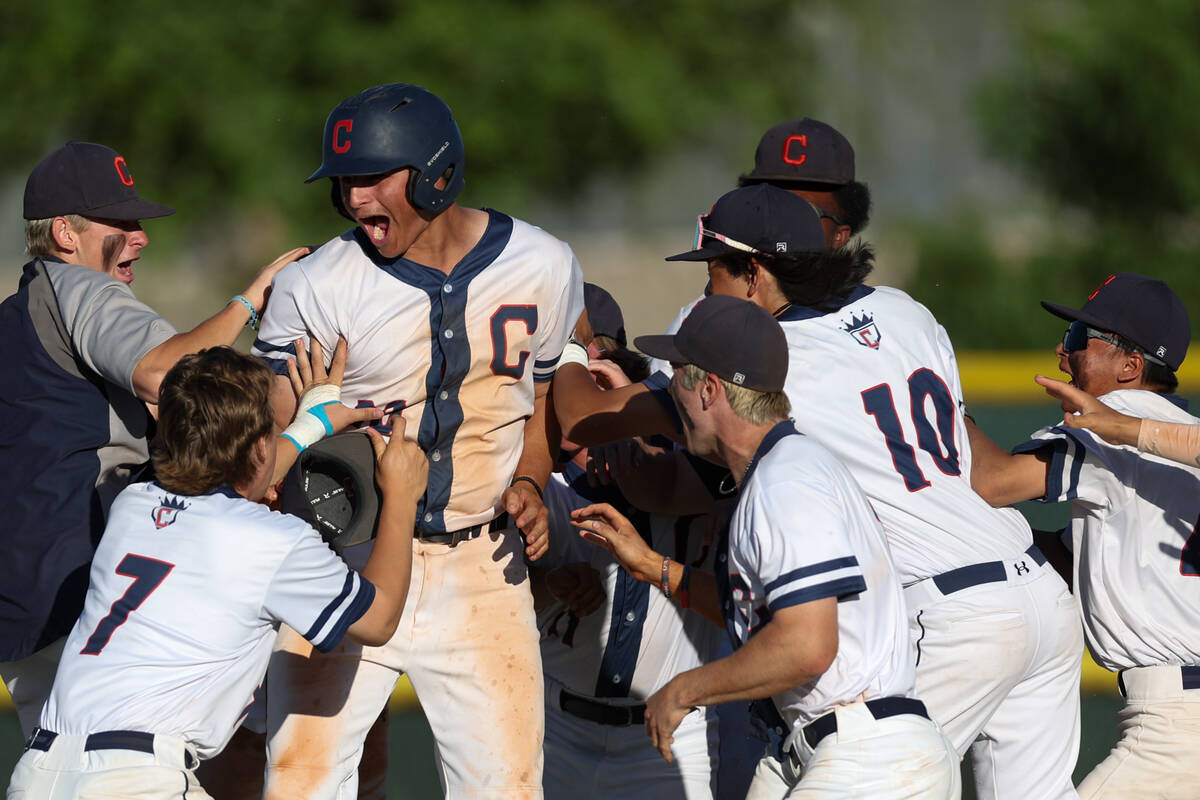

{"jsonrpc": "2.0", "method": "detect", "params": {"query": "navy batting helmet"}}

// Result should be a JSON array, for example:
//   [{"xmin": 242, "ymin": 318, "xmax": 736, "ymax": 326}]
[
  {"xmin": 277, "ymin": 432, "xmax": 381, "ymax": 554},
  {"xmin": 307, "ymin": 83, "xmax": 465, "ymax": 216}
]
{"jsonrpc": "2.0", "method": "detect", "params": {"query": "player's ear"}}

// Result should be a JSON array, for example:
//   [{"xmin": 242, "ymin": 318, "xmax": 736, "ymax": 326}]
[
  {"xmin": 1117, "ymin": 350, "xmax": 1146, "ymax": 386},
  {"xmin": 832, "ymin": 224, "xmax": 852, "ymax": 249},
  {"xmin": 51, "ymin": 216, "xmax": 77, "ymax": 252}
]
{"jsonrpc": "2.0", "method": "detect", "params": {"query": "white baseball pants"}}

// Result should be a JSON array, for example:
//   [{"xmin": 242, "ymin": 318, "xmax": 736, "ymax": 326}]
[
  {"xmin": 904, "ymin": 551, "xmax": 1083, "ymax": 800},
  {"xmin": 1078, "ymin": 664, "xmax": 1200, "ymax": 798},
  {"xmin": 7, "ymin": 732, "xmax": 208, "ymax": 799},
  {"xmin": 264, "ymin": 529, "xmax": 544, "ymax": 800}
]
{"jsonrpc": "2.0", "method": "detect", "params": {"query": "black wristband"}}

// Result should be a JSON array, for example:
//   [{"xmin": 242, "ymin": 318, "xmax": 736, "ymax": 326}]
[{"xmin": 510, "ymin": 475, "xmax": 544, "ymax": 500}]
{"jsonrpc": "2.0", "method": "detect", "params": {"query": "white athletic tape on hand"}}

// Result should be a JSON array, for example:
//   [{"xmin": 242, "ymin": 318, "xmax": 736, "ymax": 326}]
[
  {"xmin": 296, "ymin": 382, "xmax": 341, "ymax": 415},
  {"xmin": 281, "ymin": 401, "xmax": 339, "ymax": 452},
  {"xmin": 555, "ymin": 340, "xmax": 589, "ymax": 371}
]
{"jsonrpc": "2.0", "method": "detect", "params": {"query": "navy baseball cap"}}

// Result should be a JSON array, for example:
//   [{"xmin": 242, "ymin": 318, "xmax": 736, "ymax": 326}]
[
  {"xmin": 1042, "ymin": 273, "xmax": 1191, "ymax": 371},
  {"xmin": 665, "ymin": 184, "xmax": 826, "ymax": 263},
  {"xmin": 24, "ymin": 142, "xmax": 174, "ymax": 221},
  {"xmin": 635, "ymin": 295, "xmax": 788, "ymax": 392},
  {"xmin": 277, "ymin": 432, "xmax": 381, "ymax": 554},
  {"xmin": 584, "ymin": 283, "xmax": 626, "ymax": 347},
  {"xmin": 739, "ymin": 118, "xmax": 855, "ymax": 187}
]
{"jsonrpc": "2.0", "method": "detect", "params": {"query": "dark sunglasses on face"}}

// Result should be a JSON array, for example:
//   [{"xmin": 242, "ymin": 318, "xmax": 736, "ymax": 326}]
[{"xmin": 1061, "ymin": 320, "xmax": 1166, "ymax": 366}]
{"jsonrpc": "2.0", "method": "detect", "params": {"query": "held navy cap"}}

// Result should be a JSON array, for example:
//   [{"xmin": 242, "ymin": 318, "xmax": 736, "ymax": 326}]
[
  {"xmin": 584, "ymin": 283, "xmax": 627, "ymax": 347},
  {"xmin": 665, "ymin": 184, "xmax": 826, "ymax": 263},
  {"xmin": 1041, "ymin": 272, "xmax": 1191, "ymax": 372},
  {"xmin": 739, "ymin": 118, "xmax": 855, "ymax": 187},
  {"xmin": 635, "ymin": 295, "xmax": 788, "ymax": 393},
  {"xmin": 277, "ymin": 432, "xmax": 382, "ymax": 554},
  {"xmin": 23, "ymin": 142, "xmax": 175, "ymax": 221}
]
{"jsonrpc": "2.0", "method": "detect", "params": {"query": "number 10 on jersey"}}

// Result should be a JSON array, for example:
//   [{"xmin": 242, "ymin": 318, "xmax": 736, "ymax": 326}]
[{"xmin": 862, "ymin": 368, "xmax": 961, "ymax": 492}]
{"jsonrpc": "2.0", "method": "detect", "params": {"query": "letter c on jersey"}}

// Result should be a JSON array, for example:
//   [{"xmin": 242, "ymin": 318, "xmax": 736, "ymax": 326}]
[
  {"xmin": 114, "ymin": 157, "xmax": 135, "ymax": 187},
  {"xmin": 490, "ymin": 305, "xmax": 539, "ymax": 379},
  {"xmin": 333, "ymin": 119, "xmax": 353, "ymax": 154}
]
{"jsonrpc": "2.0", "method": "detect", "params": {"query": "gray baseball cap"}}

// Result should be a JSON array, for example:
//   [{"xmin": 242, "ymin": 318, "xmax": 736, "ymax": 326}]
[{"xmin": 635, "ymin": 295, "xmax": 788, "ymax": 392}]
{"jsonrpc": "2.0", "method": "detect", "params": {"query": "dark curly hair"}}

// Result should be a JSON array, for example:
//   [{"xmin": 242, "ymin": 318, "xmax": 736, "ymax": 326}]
[{"xmin": 715, "ymin": 242, "xmax": 876, "ymax": 312}]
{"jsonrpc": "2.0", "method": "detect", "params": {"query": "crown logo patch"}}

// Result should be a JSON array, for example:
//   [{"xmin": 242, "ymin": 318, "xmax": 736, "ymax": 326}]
[
  {"xmin": 152, "ymin": 495, "xmax": 190, "ymax": 529},
  {"xmin": 843, "ymin": 311, "xmax": 881, "ymax": 349}
]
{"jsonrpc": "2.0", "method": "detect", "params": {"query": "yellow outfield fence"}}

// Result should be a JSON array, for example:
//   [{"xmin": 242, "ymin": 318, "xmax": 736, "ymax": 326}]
[{"xmin": 958, "ymin": 350, "xmax": 1200, "ymax": 404}]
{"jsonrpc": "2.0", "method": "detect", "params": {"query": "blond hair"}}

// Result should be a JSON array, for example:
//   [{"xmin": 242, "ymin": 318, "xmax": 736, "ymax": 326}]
[
  {"xmin": 676, "ymin": 363, "xmax": 790, "ymax": 425},
  {"xmin": 25, "ymin": 215, "xmax": 90, "ymax": 258}
]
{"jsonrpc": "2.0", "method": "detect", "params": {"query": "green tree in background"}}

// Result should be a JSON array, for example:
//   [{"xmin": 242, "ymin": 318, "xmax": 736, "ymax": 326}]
[
  {"xmin": 908, "ymin": 0, "xmax": 1200, "ymax": 349},
  {"xmin": 0, "ymin": 0, "xmax": 805, "ymax": 251}
]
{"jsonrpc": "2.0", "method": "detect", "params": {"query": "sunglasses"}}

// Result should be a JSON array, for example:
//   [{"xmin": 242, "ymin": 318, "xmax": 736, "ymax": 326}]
[
  {"xmin": 805, "ymin": 200, "xmax": 846, "ymax": 227},
  {"xmin": 1061, "ymin": 320, "xmax": 1166, "ymax": 365},
  {"xmin": 692, "ymin": 213, "xmax": 761, "ymax": 254}
]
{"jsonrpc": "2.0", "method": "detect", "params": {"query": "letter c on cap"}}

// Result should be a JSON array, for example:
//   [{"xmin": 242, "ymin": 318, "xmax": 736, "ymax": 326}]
[
  {"xmin": 114, "ymin": 157, "xmax": 135, "ymax": 187},
  {"xmin": 783, "ymin": 135, "xmax": 808, "ymax": 166},
  {"xmin": 332, "ymin": 119, "xmax": 353, "ymax": 154}
]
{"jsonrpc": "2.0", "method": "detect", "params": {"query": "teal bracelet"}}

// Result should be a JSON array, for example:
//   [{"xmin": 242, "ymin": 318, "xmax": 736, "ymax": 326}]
[{"xmin": 231, "ymin": 295, "xmax": 260, "ymax": 331}]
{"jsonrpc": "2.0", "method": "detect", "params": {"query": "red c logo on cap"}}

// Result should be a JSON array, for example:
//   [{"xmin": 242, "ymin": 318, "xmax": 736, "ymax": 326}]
[
  {"xmin": 332, "ymin": 120, "xmax": 353, "ymax": 154},
  {"xmin": 783, "ymin": 135, "xmax": 808, "ymax": 166},
  {"xmin": 114, "ymin": 157, "xmax": 135, "ymax": 187}
]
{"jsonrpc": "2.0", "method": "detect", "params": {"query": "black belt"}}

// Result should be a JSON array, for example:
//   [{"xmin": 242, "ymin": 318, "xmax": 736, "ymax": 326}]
[
  {"xmin": 418, "ymin": 513, "xmax": 508, "ymax": 547},
  {"xmin": 800, "ymin": 697, "xmax": 929, "ymax": 751},
  {"xmin": 931, "ymin": 545, "xmax": 1046, "ymax": 595},
  {"xmin": 1117, "ymin": 665, "xmax": 1200, "ymax": 696},
  {"xmin": 24, "ymin": 728, "xmax": 198, "ymax": 769},
  {"xmin": 559, "ymin": 688, "xmax": 646, "ymax": 727}
]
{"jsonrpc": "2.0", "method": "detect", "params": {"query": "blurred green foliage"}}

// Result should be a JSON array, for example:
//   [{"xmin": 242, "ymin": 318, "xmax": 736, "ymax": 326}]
[
  {"xmin": 0, "ymin": 0, "xmax": 805, "ymax": 249},
  {"xmin": 908, "ymin": 0, "xmax": 1200, "ymax": 349}
]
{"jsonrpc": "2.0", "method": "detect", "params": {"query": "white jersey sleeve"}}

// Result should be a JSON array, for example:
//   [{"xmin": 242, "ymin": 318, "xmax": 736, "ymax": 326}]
[
  {"xmin": 736, "ymin": 486, "xmax": 867, "ymax": 614},
  {"xmin": 253, "ymin": 255, "xmax": 341, "ymax": 374},
  {"xmin": 265, "ymin": 534, "xmax": 376, "ymax": 653},
  {"xmin": 531, "ymin": 245, "xmax": 585, "ymax": 383}
]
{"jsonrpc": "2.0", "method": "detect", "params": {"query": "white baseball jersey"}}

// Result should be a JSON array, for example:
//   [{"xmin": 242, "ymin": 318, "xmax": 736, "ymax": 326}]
[
  {"xmin": 1015, "ymin": 389, "xmax": 1200, "ymax": 672},
  {"xmin": 537, "ymin": 468, "xmax": 724, "ymax": 700},
  {"xmin": 723, "ymin": 421, "xmax": 916, "ymax": 734},
  {"xmin": 253, "ymin": 213, "xmax": 584, "ymax": 535},
  {"xmin": 40, "ymin": 482, "xmax": 372, "ymax": 760},
  {"xmin": 654, "ymin": 286, "xmax": 1032, "ymax": 584}
]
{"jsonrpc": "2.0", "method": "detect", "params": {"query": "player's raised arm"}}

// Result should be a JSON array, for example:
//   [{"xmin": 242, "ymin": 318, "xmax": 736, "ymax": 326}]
[
  {"xmin": 346, "ymin": 418, "xmax": 427, "ymax": 646},
  {"xmin": 129, "ymin": 246, "xmax": 312, "ymax": 401},
  {"xmin": 553, "ymin": 357, "xmax": 679, "ymax": 446}
]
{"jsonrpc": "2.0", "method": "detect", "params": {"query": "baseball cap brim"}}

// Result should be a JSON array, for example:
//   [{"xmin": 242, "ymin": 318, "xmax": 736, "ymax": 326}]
[
  {"xmin": 84, "ymin": 196, "xmax": 175, "ymax": 221},
  {"xmin": 1040, "ymin": 300, "xmax": 1113, "ymax": 333},
  {"xmin": 664, "ymin": 242, "xmax": 736, "ymax": 262},
  {"xmin": 633, "ymin": 333, "xmax": 687, "ymax": 365},
  {"xmin": 738, "ymin": 171, "xmax": 848, "ymax": 188}
]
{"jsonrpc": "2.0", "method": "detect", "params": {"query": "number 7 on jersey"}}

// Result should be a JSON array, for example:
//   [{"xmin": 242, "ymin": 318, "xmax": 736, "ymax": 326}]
[{"xmin": 80, "ymin": 554, "xmax": 175, "ymax": 656}]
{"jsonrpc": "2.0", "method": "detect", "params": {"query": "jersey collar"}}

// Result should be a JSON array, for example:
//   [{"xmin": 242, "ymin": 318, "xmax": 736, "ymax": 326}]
[
  {"xmin": 738, "ymin": 420, "xmax": 799, "ymax": 491},
  {"xmin": 776, "ymin": 284, "xmax": 875, "ymax": 322}
]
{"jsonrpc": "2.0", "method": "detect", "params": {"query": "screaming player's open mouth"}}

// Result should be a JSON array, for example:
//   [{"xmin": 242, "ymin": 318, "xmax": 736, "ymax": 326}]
[
  {"xmin": 361, "ymin": 215, "xmax": 389, "ymax": 245},
  {"xmin": 112, "ymin": 261, "xmax": 135, "ymax": 284}
]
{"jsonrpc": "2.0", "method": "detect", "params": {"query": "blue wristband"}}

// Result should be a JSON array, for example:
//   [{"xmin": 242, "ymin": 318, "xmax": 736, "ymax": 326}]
[
  {"xmin": 309, "ymin": 401, "xmax": 337, "ymax": 436},
  {"xmin": 231, "ymin": 295, "xmax": 260, "ymax": 331}
]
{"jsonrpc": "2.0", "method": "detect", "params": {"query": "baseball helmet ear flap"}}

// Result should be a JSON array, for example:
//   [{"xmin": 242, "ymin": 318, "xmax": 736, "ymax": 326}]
[
  {"xmin": 277, "ymin": 432, "xmax": 381, "ymax": 554},
  {"xmin": 306, "ymin": 83, "xmax": 466, "ymax": 216}
]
